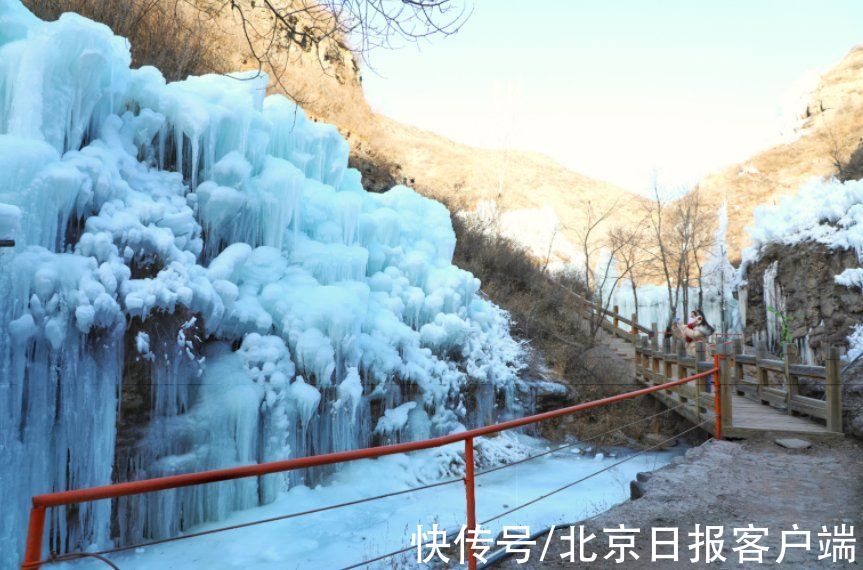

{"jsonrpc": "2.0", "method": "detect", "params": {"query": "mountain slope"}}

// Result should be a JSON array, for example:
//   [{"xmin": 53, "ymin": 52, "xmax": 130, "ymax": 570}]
[
  {"xmin": 698, "ymin": 46, "xmax": 863, "ymax": 260},
  {"xmin": 203, "ymin": 1, "xmax": 643, "ymax": 262}
]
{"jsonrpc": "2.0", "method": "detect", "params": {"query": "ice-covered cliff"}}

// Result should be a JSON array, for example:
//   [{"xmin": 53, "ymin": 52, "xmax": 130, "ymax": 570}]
[
  {"xmin": 0, "ymin": 2, "xmax": 528, "ymax": 566},
  {"xmin": 737, "ymin": 177, "xmax": 863, "ymax": 363}
]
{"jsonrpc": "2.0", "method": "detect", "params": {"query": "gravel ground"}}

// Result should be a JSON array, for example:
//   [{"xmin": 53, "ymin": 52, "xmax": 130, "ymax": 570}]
[{"xmin": 492, "ymin": 435, "xmax": 863, "ymax": 569}]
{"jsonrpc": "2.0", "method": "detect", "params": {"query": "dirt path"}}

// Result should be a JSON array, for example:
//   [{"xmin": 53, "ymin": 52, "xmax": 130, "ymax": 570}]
[{"xmin": 494, "ymin": 435, "xmax": 863, "ymax": 568}]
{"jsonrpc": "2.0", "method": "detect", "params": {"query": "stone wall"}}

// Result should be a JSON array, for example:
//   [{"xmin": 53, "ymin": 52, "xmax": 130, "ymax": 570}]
[{"xmin": 741, "ymin": 241, "xmax": 862, "ymax": 364}]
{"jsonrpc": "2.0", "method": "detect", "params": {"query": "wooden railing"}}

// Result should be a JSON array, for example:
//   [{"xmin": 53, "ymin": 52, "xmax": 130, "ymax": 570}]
[
  {"xmin": 558, "ymin": 288, "xmax": 842, "ymax": 434},
  {"xmin": 634, "ymin": 336, "xmax": 731, "ymax": 436},
  {"xmin": 729, "ymin": 339, "xmax": 842, "ymax": 432},
  {"xmin": 632, "ymin": 333, "xmax": 842, "ymax": 434},
  {"xmin": 559, "ymin": 286, "xmax": 653, "ymax": 337}
]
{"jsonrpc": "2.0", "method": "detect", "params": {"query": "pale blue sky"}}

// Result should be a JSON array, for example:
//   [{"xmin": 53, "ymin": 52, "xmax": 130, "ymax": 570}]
[{"xmin": 361, "ymin": 0, "xmax": 863, "ymax": 193}]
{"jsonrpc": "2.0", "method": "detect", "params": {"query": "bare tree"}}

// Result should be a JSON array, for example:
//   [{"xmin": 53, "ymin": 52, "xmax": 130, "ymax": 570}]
[
  {"xmin": 566, "ymin": 198, "xmax": 631, "ymax": 342},
  {"xmin": 824, "ymin": 122, "xmax": 863, "ymax": 181},
  {"xmin": 670, "ymin": 189, "xmax": 714, "ymax": 317},
  {"xmin": 523, "ymin": 223, "xmax": 559, "ymax": 334},
  {"xmin": 571, "ymin": 199, "xmax": 618, "ymax": 295},
  {"xmin": 608, "ymin": 222, "xmax": 650, "ymax": 324},
  {"xmin": 641, "ymin": 176, "xmax": 716, "ymax": 330},
  {"xmin": 540, "ymin": 224, "xmax": 559, "ymax": 274},
  {"xmin": 200, "ymin": 0, "xmax": 472, "ymax": 96},
  {"xmin": 669, "ymin": 192, "xmax": 693, "ymax": 316},
  {"xmin": 252, "ymin": 0, "xmax": 472, "ymax": 53},
  {"xmin": 686, "ymin": 191, "xmax": 715, "ymax": 309},
  {"xmin": 642, "ymin": 176, "xmax": 677, "ymax": 329},
  {"xmin": 825, "ymin": 123, "xmax": 853, "ymax": 178}
]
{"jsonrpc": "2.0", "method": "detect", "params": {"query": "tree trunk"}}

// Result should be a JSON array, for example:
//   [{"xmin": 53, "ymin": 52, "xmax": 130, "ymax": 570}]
[{"xmin": 683, "ymin": 266, "xmax": 689, "ymax": 317}]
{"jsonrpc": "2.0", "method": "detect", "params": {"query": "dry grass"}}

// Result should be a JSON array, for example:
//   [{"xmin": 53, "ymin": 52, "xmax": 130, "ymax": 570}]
[
  {"xmin": 25, "ymin": 0, "xmax": 221, "ymax": 80},
  {"xmin": 446, "ymin": 201, "xmax": 687, "ymax": 445},
  {"xmin": 838, "ymin": 139, "xmax": 863, "ymax": 181},
  {"xmin": 448, "ymin": 199, "xmax": 588, "ymax": 376}
]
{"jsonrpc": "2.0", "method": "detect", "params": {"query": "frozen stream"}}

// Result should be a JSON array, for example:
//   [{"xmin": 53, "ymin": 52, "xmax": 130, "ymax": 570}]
[{"xmin": 59, "ymin": 434, "xmax": 684, "ymax": 569}]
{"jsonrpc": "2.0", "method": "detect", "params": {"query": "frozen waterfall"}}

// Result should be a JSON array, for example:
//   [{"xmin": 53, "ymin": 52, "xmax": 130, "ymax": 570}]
[{"xmin": 0, "ymin": 2, "xmax": 528, "ymax": 567}]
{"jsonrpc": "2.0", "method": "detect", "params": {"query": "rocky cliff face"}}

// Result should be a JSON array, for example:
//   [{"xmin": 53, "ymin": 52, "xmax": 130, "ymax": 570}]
[
  {"xmin": 842, "ymin": 356, "xmax": 863, "ymax": 436},
  {"xmin": 742, "ymin": 242, "xmax": 862, "ymax": 363},
  {"xmin": 741, "ymin": 242, "xmax": 863, "ymax": 436}
]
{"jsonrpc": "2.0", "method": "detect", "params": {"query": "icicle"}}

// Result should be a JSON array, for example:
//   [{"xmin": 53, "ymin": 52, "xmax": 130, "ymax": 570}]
[{"xmin": 0, "ymin": 3, "xmax": 528, "ymax": 566}]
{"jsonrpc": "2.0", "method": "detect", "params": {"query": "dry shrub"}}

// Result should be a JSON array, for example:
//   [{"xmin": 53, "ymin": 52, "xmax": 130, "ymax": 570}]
[
  {"xmin": 446, "ymin": 201, "xmax": 588, "ymax": 382},
  {"xmin": 445, "ymin": 199, "xmax": 699, "ymax": 445},
  {"xmin": 24, "ymin": 0, "xmax": 221, "ymax": 80},
  {"xmin": 839, "ymin": 139, "xmax": 863, "ymax": 182}
]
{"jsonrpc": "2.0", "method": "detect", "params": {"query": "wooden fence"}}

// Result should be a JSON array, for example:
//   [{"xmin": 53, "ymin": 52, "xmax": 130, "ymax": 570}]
[
  {"xmin": 633, "ymin": 333, "xmax": 842, "ymax": 434},
  {"xmin": 634, "ymin": 335, "xmax": 731, "ymax": 436},
  {"xmin": 566, "ymin": 289, "xmax": 843, "ymax": 435},
  {"xmin": 730, "ymin": 339, "xmax": 842, "ymax": 432}
]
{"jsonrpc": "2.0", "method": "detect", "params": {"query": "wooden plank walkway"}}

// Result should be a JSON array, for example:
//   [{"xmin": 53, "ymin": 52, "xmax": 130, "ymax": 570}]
[
  {"xmin": 636, "ymin": 371, "xmax": 833, "ymax": 438},
  {"xmin": 572, "ymin": 298, "xmax": 843, "ymax": 439},
  {"xmin": 729, "ymin": 394, "xmax": 832, "ymax": 435}
]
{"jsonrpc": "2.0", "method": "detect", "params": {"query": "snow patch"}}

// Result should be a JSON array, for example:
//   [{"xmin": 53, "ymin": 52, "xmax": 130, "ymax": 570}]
[{"xmin": 741, "ymin": 177, "xmax": 863, "ymax": 357}]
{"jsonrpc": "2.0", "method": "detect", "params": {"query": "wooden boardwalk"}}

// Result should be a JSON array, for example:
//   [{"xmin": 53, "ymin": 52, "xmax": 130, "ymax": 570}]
[
  {"xmin": 645, "ymin": 375, "xmax": 834, "ymax": 437},
  {"xmin": 573, "ymin": 296, "xmax": 843, "ymax": 439},
  {"xmin": 729, "ymin": 394, "xmax": 832, "ymax": 435}
]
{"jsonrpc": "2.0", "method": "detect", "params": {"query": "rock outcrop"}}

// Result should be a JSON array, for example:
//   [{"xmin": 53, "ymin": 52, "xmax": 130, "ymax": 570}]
[
  {"xmin": 740, "ymin": 241, "xmax": 863, "ymax": 436},
  {"xmin": 741, "ymin": 241, "xmax": 863, "ymax": 362}
]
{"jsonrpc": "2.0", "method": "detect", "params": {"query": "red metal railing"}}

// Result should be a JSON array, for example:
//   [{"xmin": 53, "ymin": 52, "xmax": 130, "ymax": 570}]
[{"xmin": 21, "ymin": 368, "xmax": 719, "ymax": 570}]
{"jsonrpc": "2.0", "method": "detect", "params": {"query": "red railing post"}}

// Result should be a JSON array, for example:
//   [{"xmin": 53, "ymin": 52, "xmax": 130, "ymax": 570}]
[
  {"xmin": 464, "ymin": 437, "xmax": 477, "ymax": 570},
  {"xmin": 713, "ymin": 353, "xmax": 722, "ymax": 440},
  {"xmin": 21, "ymin": 506, "xmax": 46, "ymax": 569}
]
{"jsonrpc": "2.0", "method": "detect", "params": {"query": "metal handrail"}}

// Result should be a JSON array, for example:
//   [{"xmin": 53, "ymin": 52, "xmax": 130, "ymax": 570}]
[{"xmin": 20, "ymin": 368, "xmax": 718, "ymax": 569}]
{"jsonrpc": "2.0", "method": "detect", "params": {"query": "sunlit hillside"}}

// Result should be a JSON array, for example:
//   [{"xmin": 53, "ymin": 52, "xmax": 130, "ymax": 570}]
[{"xmin": 698, "ymin": 46, "xmax": 863, "ymax": 260}]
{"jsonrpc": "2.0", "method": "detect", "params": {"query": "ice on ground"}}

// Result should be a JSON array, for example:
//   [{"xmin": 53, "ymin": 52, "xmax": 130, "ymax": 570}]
[
  {"xmin": 0, "ymin": 2, "xmax": 531, "ymax": 567},
  {"xmin": 53, "ymin": 434, "xmax": 684, "ymax": 570}
]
